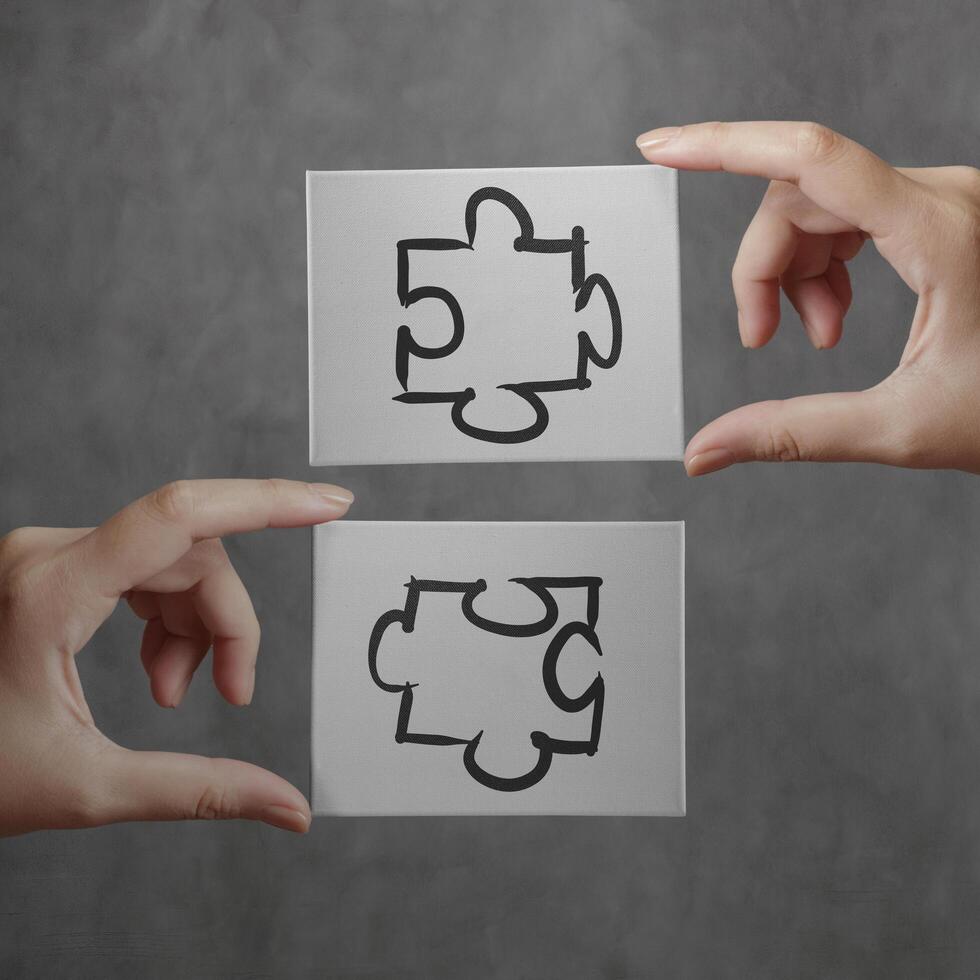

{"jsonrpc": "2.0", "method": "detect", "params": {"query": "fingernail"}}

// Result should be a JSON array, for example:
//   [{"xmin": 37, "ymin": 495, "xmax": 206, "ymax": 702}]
[
  {"xmin": 243, "ymin": 665, "xmax": 256, "ymax": 706},
  {"xmin": 171, "ymin": 674, "xmax": 193, "ymax": 708},
  {"xmin": 800, "ymin": 319, "xmax": 824, "ymax": 350},
  {"xmin": 736, "ymin": 310, "xmax": 751, "ymax": 348},
  {"xmin": 685, "ymin": 447, "xmax": 736, "ymax": 476},
  {"xmin": 636, "ymin": 126, "xmax": 682, "ymax": 151},
  {"xmin": 259, "ymin": 805, "xmax": 311, "ymax": 833},
  {"xmin": 310, "ymin": 483, "xmax": 354, "ymax": 512}
]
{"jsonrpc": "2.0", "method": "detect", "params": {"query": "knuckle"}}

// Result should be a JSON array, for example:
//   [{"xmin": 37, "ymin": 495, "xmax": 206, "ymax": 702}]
[
  {"xmin": 63, "ymin": 777, "xmax": 107, "ymax": 829},
  {"xmin": 954, "ymin": 185, "xmax": 980, "ymax": 239},
  {"xmin": 0, "ymin": 526, "xmax": 36, "ymax": 560},
  {"xmin": 759, "ymin": 424, "xmax": 808, "ymax": 463},
  {"xmin": 874, "ymin": 373, "xmax": 940, "ymax": 468},
  {"xmin": 924, "ymin": 194, "xmax": 980, "ymax": 271},
  {"xmin": 948, "ymin": 165, "xmax": 980, "ymax": 196},
  {"xmin": 730, "ymin": 257, "xmax": 756, "ymax": 296},
  {"xmin": 759, "ymin": 180, "xmax": 812, "ymax": 216},
  {"xmin": 261, "ymin": 477, "xmax": 291, "ymax": 504},
  {"xmin": 731, "ymin": 244, "xmax": 761, "ymax": 285},
  {"xmin": 762, "ymin": 180, "xmax": 799, "ymax": 208},
  {"xmin": 257, "ymin": 478, "xmax": 300, "ymax": 525},
  {"xmin": 146, "ymin": 480, "xmax": 197, "ymax": 524},
  {"xmin": 892, "ymin": 434, "xmax": 928, "ymax": 468},
  {"xmin": 703, "ymin": 121, "xmax": 729, "ymax": 157},
  {"xmin": 58, "ymin": 740, "xmax": 119, "ymax": 829},
  {"xmin": 887, "ymin": 411, "xmax": 933, "ymax": 468},
  {"xmin": 960, "ymin": 197, "xmax": 980, "ymax": 241},
  {"xmin": 0, "ymin": 562, "xmax": 41, "ymax": 609},
  {"xmin": 705, "ymin": 120, "xmax": 726, "ymax": 141},
  {"xmin": 795, "ymin": 122, "xmax": 845, "ymax": 165},
  {"xmin": 194, "ymin": 779, "xmax": 239, "ymax": 822},
  {"xmin": 192, "ymin": 536, "xmax": 227, "ymax": 568}
]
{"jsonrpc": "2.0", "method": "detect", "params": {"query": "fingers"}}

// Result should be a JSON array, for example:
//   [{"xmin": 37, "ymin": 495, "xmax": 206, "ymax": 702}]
[
  {"xmin": 635, "ymin": 121, "xmax": 917, "ymax": 238},
  {"xmin": 100, "ymin": 746, "xmax": 311, "ymax": 833},
  {"xmin": 684, "ymin": 388, "xmax": 900, "ymax": 475},
  {"xmin": 823, "ymin": 258, "xmax": 853, "ymax": 315},
  {"xmin": 780, "ymin": 237, "xmax": 846, "ymax": 351},
  {"xmin": 192, "ymin": 560, "xmax": 260, "ymax": 707},
  {"xmin": 148, "ymin": 634, "xmax": 211, "ymax": 708},
  {"xmin": 732, "ymin": 199, "xmax": 796, "ymax": 347},
  {"xmin": 730, "ymin": 178, "xmax": 867, "ymax": 349},
  {"xmin": 733, "ymin": 198, "xmax": 859, "ymax": 349},
  {"xmin": 138, "ymin": 614, "xmax": 166, "ymax": 675},
  {"xmin": 65, "ymin": 478, "xmax": 353, "ymax": 601},
  {"xmin": 782, "ymin": 277, "xmax": 844, "ymax": 350},
  {"xmin": 129, "ymin": 540, "xmax": 261, "ymax": 707},
  {"xmin": 146, "ymin": 594, "xmax": 212, "ymax": 708},
  {"xmin": 831, "ymin": 230, "xmax": 867, "ymax": 263}
]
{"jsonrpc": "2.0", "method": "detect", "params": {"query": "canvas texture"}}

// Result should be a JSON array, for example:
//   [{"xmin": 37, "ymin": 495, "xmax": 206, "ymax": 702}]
[
  {"xmin": 311, "ymin": 521, "xmax": 685, "ymax": 816},
  {"xmin": 308, "ymin": 166, "xmax": 683, "ymax": 464}
]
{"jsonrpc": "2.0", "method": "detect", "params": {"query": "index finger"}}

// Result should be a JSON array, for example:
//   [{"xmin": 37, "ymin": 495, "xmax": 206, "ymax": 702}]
[
  {"xmin": 636, "ymin": 121, "xmax": 916, "ymax": 238},
  {"xmin": 66, "ymin": 478, "xmax": 353, "ymax": 599}
]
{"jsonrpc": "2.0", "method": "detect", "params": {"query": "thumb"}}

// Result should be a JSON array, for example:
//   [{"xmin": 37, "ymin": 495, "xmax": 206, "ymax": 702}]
[
  {"xmin": 684, "ymin": 389, "xmax": 902, "ymax": 475},
  {"xmin": 100, "ymin": 747, "xmax": 311, "ymax": 832}
]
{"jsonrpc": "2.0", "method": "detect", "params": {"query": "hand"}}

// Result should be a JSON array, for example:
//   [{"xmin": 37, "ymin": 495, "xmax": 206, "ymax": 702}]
[
  {"xmin": 636, "ymin": 121, "xmax": 980, "ymax": 476},
  {"xmin": 0, "ymin": 478, "xmax": 353, "ymax": 837}
]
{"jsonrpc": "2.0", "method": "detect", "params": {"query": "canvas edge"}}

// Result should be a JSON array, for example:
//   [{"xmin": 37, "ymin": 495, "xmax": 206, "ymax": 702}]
[
  {"xmin": 310, "ymin": 523, "xmax": 341, "ymax": 815},
  {"xmin": 309, "ymin": 522, "xmax": 321, "ymax": 813},
  {"xmin": 666, "ymin": 167, "xmax": 686, "ymax": 458},
  {"xmin": 676, "ymin": 519, "xmax": 687, "ymax": 816},
  {"xmin": 306, "ymin": 170, "xmax": 318, "ymax": 466},
  {"xmin": 304, "ymin": 163, "xmax": 658, "ymax": 178},
  {"xmin": 307, "ymin": 453, "xmax": 687, "ymax": 466}
]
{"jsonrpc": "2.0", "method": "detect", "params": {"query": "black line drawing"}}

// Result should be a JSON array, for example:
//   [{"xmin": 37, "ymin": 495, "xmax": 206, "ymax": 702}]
[
  {"xmin": 368, "ymin": 576, "xmax": 604, "ymax": 792},
  {"xmin": 394, "ymin": 187, "xmax": 623, "ymax": 443}
]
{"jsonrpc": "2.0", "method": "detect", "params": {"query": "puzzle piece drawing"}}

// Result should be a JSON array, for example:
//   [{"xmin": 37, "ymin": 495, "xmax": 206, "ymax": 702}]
[
  {"xmin": 394, "ymin": 187, "xmax": 623, "ymax": 443},
  {"xmin": 368, "ymin": 576, "xmax": 605, "ymax": 792}
]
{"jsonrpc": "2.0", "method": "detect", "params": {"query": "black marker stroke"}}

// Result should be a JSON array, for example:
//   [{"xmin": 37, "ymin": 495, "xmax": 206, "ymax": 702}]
[
  {"xmin": 394, "ymin": 187, "xmax": 622, "ymax": 443},
  {"xmin": 368, "ymin": 575, "xmax": 604, "ymax": 792}
]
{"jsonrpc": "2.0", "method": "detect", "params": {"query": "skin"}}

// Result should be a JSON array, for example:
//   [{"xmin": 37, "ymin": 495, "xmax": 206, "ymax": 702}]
[
  {"xmin": 635, "ymin": 121, "xmax": 980, "ymax": 475},
  {"xmin": 3, "ymin": 123, "xmax": 977, "ymax": 837},
  {"xmin": 0, "ymin": 479, "xmax": 353, "ymax": 836}
]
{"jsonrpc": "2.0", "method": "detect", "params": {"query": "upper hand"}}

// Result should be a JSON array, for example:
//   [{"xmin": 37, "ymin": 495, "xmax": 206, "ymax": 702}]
[
  {"xmin": 636, "ymin": 121, "xmax": 980, "ymax": 475},
  {"xmin": 0, "ymin": 478, "xmax": 352, "ymax": 837}
]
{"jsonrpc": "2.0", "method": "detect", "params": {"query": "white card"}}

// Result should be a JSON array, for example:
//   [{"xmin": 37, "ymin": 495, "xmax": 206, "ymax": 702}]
[
  {"xmin": 307, "ymin": 166, "xmax": 683, "ymax": 465},
  {"xmin": 311, "ymin": 522, "xmax": 685, "ymax": 816}
]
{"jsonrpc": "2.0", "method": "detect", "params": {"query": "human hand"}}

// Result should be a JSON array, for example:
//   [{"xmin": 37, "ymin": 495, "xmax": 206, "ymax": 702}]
[
  {"xmin": 636, "ymin": 121, "xmax": 980, "ymax": 475},
  {"xmin": 0, "ymin": 478, "xmax": 352, "ymax": 837}
]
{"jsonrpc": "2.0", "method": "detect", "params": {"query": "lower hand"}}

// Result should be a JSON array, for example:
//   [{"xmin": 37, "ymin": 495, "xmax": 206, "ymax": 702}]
[
  {"xmin": 636, "ymin": 121, "xmax": 980, "ymax": 475},
  {"xmin": 0, "ymin": 478, "xmax": 352, "ymax": 836}
]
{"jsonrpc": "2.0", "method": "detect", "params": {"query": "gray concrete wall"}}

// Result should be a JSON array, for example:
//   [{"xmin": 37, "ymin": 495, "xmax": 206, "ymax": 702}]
[{"xmin": 1, "ymin": 1, "xmax": 978, "ymax": 976}]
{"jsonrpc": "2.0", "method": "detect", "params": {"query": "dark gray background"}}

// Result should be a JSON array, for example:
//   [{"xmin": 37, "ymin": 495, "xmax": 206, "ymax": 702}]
[{"xmin": 1, "ymin": 1, "xmax": 978, "ymax": 977}]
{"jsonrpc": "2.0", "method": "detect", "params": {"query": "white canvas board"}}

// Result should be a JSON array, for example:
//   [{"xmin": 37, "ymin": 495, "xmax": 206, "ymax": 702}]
[
  {"xmin": 308, "ymin": 166, "xmax": 683, "ymax": 465},
  {"xmin": 311, "ymin": 521, "xmax": 685, "ymax": 816}
]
